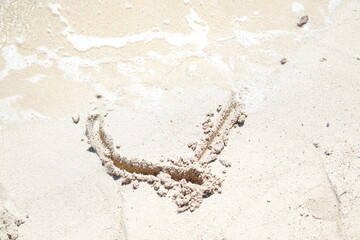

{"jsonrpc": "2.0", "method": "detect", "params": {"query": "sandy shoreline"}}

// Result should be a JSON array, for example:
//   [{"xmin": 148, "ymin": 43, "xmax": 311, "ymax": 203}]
[{"xmin": 1, "ymin": 0, "xmax": 360, "ymax": 239}]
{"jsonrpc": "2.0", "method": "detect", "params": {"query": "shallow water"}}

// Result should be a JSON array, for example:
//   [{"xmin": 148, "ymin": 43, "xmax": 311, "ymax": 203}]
[{"xmin": 0, "ymin": 0, "xmax": 346, "ymax": 125}]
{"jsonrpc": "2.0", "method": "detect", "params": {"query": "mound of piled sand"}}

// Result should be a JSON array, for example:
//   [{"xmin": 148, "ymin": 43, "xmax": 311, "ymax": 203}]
[{"xmin": 0, "ymin": 184, "xmax": 22, "ymax": 240}]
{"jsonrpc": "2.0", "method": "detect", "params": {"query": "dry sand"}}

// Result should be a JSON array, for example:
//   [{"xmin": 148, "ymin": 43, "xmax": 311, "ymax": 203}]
[{"xmin": 1, "ymin": 0, "xmax": 360, "ymax": 239}]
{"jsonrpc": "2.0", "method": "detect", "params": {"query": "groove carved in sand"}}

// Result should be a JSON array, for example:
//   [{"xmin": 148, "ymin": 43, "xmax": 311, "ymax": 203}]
[{"xmin": 85, "ymin": 93, "xmax": 246, "ymax": 212}]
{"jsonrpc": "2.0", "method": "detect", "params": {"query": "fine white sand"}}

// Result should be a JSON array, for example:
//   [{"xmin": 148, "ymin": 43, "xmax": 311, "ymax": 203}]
[{"xmin": 1, "ymin": 0, "xmax": 360, "ymax": 239}]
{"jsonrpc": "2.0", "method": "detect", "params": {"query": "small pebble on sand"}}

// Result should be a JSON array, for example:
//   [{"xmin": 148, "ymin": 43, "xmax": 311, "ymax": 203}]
[
  {"xmin": 297, "ymin": 15, "xmax": 309, "ymax": 27},
  {"xmin": 325, "ymin": 150, "xmax": 333, "ymax": 156},
  {"xmin": 72, "ymin": 114, "xmax": 80, "ymax": 124},
  {"xmin": 320, "ymin": 57, "xmax": 327, "ymax": 62},
  {"xmin": 313, "ymin": 142, "xmax": 319, "ymax": 148},
  {"xmin": 326, "ymin": 123, "xmax": 330, "ymax": 127},
  {"xmin": 281, "ymin": 58, "xmax": 287, "ymax": 65}
]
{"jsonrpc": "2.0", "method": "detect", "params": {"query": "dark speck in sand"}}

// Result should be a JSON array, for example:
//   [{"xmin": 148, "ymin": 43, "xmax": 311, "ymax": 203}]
[{"xmin": 297, "ymin": 15, "xmax": 309, "ymax": 27}]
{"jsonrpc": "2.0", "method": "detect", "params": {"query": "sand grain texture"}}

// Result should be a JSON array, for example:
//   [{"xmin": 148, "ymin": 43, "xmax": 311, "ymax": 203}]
[{"xmin": 1, "ymin": 0, "xmax": 360, "ymax": 239}]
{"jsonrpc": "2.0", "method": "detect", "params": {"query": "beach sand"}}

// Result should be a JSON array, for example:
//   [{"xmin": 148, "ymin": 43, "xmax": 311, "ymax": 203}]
[{"xmin": 1, "ymin": 0, "xmax": 360, "ymax": 239}]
